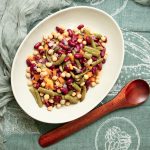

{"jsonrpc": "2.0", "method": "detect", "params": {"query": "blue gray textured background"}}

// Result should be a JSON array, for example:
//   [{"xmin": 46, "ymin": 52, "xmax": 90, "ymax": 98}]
[{"xmin": 0, "ymin": 0, "xmax": 150, "ymax": 150}]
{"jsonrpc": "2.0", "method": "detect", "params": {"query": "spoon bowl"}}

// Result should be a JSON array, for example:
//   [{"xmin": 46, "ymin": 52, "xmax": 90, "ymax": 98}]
[{"xmin": 125, "ymin": 79, "xmax": 150, "ymax": 106}]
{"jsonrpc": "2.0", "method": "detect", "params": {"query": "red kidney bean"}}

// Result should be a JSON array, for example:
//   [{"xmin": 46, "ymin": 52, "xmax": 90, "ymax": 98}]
[
  {"xmin": 86, "ymin": 36, "xmax": 91, "ymax": 45},
  {"xmin": 94, "ymin": 38, "xmax": 99, "ymax": 43},
  {"xmin": 102, "ymin": 59, "xmax": 106, "ymax": 64},
  {"xmin": 49, "ymin": 65, "xmax": 55, "ymax": 70},
  {"xmin": 34, "ymin": 42, "xmax": 41, "ymax": 49},
  {"xmin": 45, "ymin": 101, "xmax": 51, "ymax": 107},
  {"xmin": 80, "ymin": 43, "xmax": 84, "ymax": 49},
  {"xmin": 100, "ymin": 49, "xmax": 106, "ymax": 58},
  {"xmin": 85, "ymin": 79, "xmax": 91, "ymax": 89},
  {"xmin": 38, "ymin": 79, "xmax": 43, "ymax": 84},
  {"xmin": 71, "ymin": 34, "xmax": 78, "ymax": 42},
  {"xmin": 61, "ymin": 87, "xmax": 68, "ymax": 95},
  {"xmin": 56, "ymin": 26, "xmax": 64, "ymax": 34},
  {"xmin": 76, "ymin": 44, "xmax": 81, "ymax": 52},
  {"xmin": 57, "ymin": 50, "xmax": 66, "ymax": 54},
  {"xmin": 39, "ymin": 50, "xmax": 45, "ymax": 55},
  {"xmin": 64, "ymin": 56, "xmax": 70, "ymax": 62},
  {"xmin": 62, "ymin": 39, "xmax": 68, "ymax": 45},
  {"xmin": 34, "ymin": 55, "xmax": 40, "ymax": 61},
  {"xmin": 54, "ymin": 96, "xmax": 62, "ymax": 103},
  {"xmin": 59, "ymin": 43, "xmax": 69, "ymax": 50},
  {"xmin": 64, "ymin": 66, "xmax": 70, "ymax": 72},
  {"xmin": 57, "ymin": 71, "xmax": 62, "ymax": 77},
  {"xmin": 67, "ymin": 85, "xmax": 73, "ymax": 90},
  {"xmin": 26, "ymin": 59, "xmax": 32, "ymax": 66},
  {"xmin": 81, "ymin": 66, "xmax": 86, "ymax": 72},
  {"xmin": 97, "ymin": 63, "xmax": 102, "ymax": 70},
  {"xmin": 92, "ymin": 66, "xmax": 97, "ymax": 74},
  {"xmin": 34, "ymin": 83, "xmax": 40, "ymax": 89},
  {"xmin": 66, "ymin": 78, "xmax": 73, "ymax": 85},
  {"xmin": 74, "ymin": 53, "xmax": 83, "ymax": 59},
  {"xmin": 67, "ymin": 29, "xmax": 73, "ymax": 37},
  {"xmin": 77, "ymin": 24, "xmax": 84, "ymax": 30},
  {"xmin": 68, "ymin": 40, "xmax": 76, "ymax": 47},
  {"xmin": 66, "ymin": 50, "xmax": 72, "ymax": 54},
  {"xmin": 92, "ymin": 56, "xmax": 97, "ymax": 61}
]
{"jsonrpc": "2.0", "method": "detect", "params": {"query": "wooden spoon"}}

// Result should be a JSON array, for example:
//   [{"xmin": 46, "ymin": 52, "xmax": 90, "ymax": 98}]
[{"xmin": 39, "ymin": 79, "xmax": 150, "ymax": 147}]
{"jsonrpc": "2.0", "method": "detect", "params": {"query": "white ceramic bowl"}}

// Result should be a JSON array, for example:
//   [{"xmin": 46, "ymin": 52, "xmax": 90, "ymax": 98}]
[{"xmin": 11, "ymin": 6, "xmax": 124, "ymax": 123}]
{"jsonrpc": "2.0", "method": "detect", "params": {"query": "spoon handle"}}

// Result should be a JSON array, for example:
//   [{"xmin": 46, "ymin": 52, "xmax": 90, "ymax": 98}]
[{"xmin": 39, "ymin": 97, "xmax": 123, "ymax": 147}]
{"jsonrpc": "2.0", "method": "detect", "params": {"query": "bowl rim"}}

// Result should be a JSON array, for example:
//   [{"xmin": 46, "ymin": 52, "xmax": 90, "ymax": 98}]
[{"xmin": 11, "ymin": 6, "xmax": 124, "ymax": 124}]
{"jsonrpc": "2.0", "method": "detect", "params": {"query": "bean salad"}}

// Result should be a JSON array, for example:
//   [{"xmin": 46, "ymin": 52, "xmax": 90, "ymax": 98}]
[{"xmin": 26, "ymin": 24, "xmax": 107, "ymax": 111}]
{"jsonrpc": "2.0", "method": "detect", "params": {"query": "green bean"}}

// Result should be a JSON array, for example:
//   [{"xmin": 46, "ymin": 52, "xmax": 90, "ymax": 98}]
[
  {"xmin": 83, "ymin": 46, "xmax": 100, "ymax": 57},
  {"xmin": 94, "ymin": 33, "xmax": 102, "ymax": 39},
  {"xmin": 91, "ymin": 38, "xmax": 96, "ymax": 48},
  {"xmin": 29, "ymin": 87, "xmax": 37, "ymax": 100},
  {"xmin": 84, "ymin": 52, "xmax": 92, "ymax": 59},
  {"xmin": 80, "ymin": 86, "xmax": 86, "ymax": 101},
  {"xmin": 38, "ymin": 87, "xmax": 58, "ymax": 96},
  {"xmin": 68, "ymin": 90, "xmax": 73, "ymax": 95},
  {"xmin": 92, "ymin": 58, "xmax": 103, "ymax": 66},
  {"xmin": 53, "ymin": 54, "xmax": 66, "ymax": 65},
  {"xmin": 72, "ymin": 83, "xmax": 81, "ymax": 91},
  {"xmin": 75, "ymin": 59, "xmax": 81, "ymax": 68},
  {"xmin": 34, "ymin": 89, "xmax": 43, "ymax": 107},
  {"xmin": 96, "ymin": 46, "xmax": 103, "ymax": 50},
  {"xmin": 46, "ymin": 51, "xmax": 51, "ymax": 62},
  {"xmin": 64, "ymin": 95, "xmax": 79, "ymax": 104},
  {"xmin": 70, "ymin": 72, "xmax": 76, "ymax": 78},
  {"xmin": 84, "ymin": 28, "xmax": 90, "ymax": 35},
  {"xmin": 53, "ymin": 46, "xmax": 59, "ymax": 52},
  {"xmin": 75, "ymin": 69, "xmax": 90, "ymax": 79}
]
